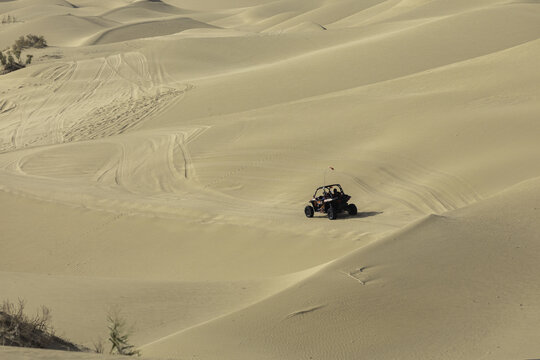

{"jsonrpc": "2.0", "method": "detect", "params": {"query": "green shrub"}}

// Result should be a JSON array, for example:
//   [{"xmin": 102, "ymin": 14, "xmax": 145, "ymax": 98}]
[{"xmin": 1, "ymin": 34, "xmax": 47, "ymax": 74}]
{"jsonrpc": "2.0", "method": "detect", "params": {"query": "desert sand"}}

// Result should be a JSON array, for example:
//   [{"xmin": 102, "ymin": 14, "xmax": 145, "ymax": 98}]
[{"xmin": 1, "ymin": 0, "xmax": 540, "ymax": 359}]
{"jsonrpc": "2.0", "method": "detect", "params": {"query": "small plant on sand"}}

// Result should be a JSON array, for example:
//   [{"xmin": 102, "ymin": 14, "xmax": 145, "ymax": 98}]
[
  {"xmin": 1, "ymin": 15, "xmax": 19, "ymax": 24},
  {"xmin": 107, "ymin": 309, "xmax": 140, "ymax": 356},
  {"xmin": 0, "ymin": 34, "xmax": 47, "ymax": 74},
  {"xmin": 92, "ymin": 337, "xmax": 105, "ymax": 353},
  {"xmin": 0, "ymin": 298, "xmax": 78, "ymax": 351}
]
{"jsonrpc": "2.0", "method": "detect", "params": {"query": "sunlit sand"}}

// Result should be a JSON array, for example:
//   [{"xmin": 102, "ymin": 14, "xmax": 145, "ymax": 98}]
[{"xmin": 1, "ymin": 0, "xmax": 540, "ymax": 359}]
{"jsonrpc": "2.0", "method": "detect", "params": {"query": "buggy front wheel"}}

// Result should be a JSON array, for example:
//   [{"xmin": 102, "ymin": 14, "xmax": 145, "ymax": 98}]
[
  {"xmin": 304, "ymin": 205, "xmax": 314, "ymax": 218},
  {"xmin": 347, "ymin": 203, "xmax": 357, "ymax": 216},
  {"xmin": 328, "ymin": 206, "xmax": 337, "ymax": 220}
]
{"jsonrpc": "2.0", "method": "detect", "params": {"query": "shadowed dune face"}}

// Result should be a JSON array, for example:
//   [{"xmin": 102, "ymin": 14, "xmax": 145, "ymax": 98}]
[
  {"xmin": 1, "ymin": 0, "xmax": 540, "ymax": 359},
  {"xmin": 88, "ymin": 18, "xmax": 219, "ymax": 45}
]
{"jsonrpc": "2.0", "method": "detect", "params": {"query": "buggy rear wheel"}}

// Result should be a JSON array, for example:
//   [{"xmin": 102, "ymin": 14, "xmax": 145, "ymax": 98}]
[
  {"xmin": 304, "ymin": 205, "xmax": 314, "ymax": 218},
  {"xmin": 347, "ymin": 203, "xmax": 357, "ymax": 216}
]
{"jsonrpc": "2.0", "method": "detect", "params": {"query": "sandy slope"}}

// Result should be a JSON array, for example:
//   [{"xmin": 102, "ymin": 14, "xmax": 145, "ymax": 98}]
[
  {"xmin": 142, "ymin": 178, "xmax": 540, "ymax": 360},
  {"xmin": 1, "ymin": 0, "xmax": 540, "ymax": 359}
]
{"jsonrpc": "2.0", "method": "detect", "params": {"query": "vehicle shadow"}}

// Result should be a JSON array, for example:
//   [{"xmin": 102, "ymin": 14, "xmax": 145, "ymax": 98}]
[
  {"xmin": 338, "ymin": 211, "xmax": 383, "ymax": 220},
  {"xmin": 312, "ymin": 211, "xmax": 383, "ymax": 220}
]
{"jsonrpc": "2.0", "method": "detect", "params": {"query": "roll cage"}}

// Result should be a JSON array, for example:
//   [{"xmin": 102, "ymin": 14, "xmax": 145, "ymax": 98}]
[{"xmin": 313, "ymin": 184, "xmax": 344, "ymax": 199}]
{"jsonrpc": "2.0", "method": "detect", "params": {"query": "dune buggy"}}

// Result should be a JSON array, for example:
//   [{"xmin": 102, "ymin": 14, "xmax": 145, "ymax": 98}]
[{"xmin": 304, "ymin": 184, "xmax": 357, "ymax": 220}]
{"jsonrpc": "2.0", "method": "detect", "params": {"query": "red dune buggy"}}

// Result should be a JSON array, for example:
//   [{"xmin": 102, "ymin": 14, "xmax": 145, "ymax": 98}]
[{"xmin": 304, "ymin": 184, "xmax": 357, "ymax": 220}]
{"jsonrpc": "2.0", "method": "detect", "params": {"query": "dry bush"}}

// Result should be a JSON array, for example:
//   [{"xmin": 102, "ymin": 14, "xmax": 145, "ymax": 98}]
[
  {"xmin": 1, "ymin": 15, "xmax": 18, "ymax": 24},
  {"xmin": 0, "ymin": 298, "xmax": 79, "ymax": 351},
  {"xmin": 107, "ymin": 309, "xmax": 140, "ymax": 356},
  {"xmin": 0, "ymin": 299, "xmax": 52, "ymax": 347},
  {"xmin": 92, "ymin": 337, "xmax": 105, "ymax": 353}
]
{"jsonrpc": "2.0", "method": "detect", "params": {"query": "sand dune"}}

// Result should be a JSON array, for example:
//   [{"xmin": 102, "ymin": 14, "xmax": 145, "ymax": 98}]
[
  {"xmin": 1, "ymin": 0, "xmax": 540, "ymax": 359},
  {"xmin": 88, "ymin": 17, "xmax": 218, "ymax": 45},
  {"xmin": 142, "ymin": 178, "xmax": 540, "ymax": 359},
  {"xmin": 100, "ymin": 0, "xmax": 187, "ymax": 23}
]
